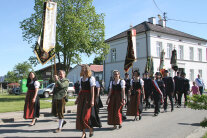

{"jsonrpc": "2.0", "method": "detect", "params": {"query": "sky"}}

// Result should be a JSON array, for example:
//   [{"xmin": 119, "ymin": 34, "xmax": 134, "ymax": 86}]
[{"xmin": 0, "ymin": 0, "xmax": 207, "ymax": 76}]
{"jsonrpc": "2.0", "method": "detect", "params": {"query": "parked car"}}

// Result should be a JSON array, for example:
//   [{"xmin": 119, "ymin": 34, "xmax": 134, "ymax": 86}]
[
  {"xmin": 68, "ymin": 82, "xmax": 75, "ymax": 96},
  {"xmin": 38, "ymin": 83, "xmax": 55, "ymax": 98},
  {"xmin": 12, "ymin": 87, "xmax": 21, "ymax": 95},
  {"xmin": 38, "ymin": 82, "xmax": 75, "ymax": 98}
]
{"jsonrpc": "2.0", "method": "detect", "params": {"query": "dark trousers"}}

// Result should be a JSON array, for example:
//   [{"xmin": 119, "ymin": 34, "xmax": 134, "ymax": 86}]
[
  {"xmin": 164, "ymin": 93, "xmax": 174, "ymax": 110},
  {"xmin": 154, "ymin": 95, "xmax": 161, "ymax": 114},
  {"xmin": 178, "ymin": 92, "xmax": 188, "ymax": 106},
  {"xmin": 174, "ymin": 91, "xmax": 178, "ymax": 102},
  {"xmin": 145, "ymin": 92, "xmax": 151, "ymax": 108},
  {"xmin": 199, "ymin": 86, "xmax": 204, "ymax": 95}
]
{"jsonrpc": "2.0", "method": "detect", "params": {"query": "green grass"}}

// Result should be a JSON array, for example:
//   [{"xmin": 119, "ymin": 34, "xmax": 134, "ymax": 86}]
[
  {"xmin": 0, "ymin": 94, "xmax": 75, "ymax": 113},
  {"xmin": 203, "ymin": 132, "xmax": 207, "ymax": 138}
]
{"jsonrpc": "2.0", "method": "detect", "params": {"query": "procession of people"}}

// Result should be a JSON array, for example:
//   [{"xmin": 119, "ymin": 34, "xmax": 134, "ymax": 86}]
[{"xmin": 23, "ymin": 64, "xmax": 205, "ymax": 138}]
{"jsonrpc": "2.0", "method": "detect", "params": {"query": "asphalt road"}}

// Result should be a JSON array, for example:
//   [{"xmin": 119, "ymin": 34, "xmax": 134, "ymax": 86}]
[{"xmin": 0, "ymin": 96, "xmax": 207, "ymax": 138}]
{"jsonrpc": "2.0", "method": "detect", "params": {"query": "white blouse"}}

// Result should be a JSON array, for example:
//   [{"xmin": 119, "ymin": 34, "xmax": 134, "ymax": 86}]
[
  {"xmin": 30, "ymin": 81, "xmax": 40, "ymax": 89},
  {"xmin": 109, "ymin": 79, "xmax": 125, "ymax": 89},
  {"xmin": 79, "ymin": 76, "xmax": 96, "ymax": 88},
  {"xmin": 130, "ymin": 78, "xmax": 144, "ymax": 86}
]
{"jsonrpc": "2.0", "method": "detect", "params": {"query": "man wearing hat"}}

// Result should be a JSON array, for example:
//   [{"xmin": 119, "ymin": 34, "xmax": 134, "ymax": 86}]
[
  {"xmin": 162, "ymin": 70, "xmax": 175, "ymax": 112},
  {"xmin": 178, "ymin": 72, "xmax": 190, "ymax": 108},
  {"xmin": 143, "ymin": 72, "xmax": 153, "ymax": 110},
  {"xmin": 152, "ymin": 72, "xmax": 165, "ymax": 116}
]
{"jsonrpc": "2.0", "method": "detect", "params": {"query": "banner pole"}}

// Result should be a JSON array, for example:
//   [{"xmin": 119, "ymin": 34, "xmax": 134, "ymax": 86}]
[{"xmin": 54, "ymin": 54, "xmax": 57, "ymax": 75}]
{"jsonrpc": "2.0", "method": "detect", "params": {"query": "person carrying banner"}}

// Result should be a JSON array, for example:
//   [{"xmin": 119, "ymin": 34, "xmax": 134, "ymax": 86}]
[
  {"xmin": 75, "ymin": 64, "xmax": 96, "ymax": 138},
  {"xmin": 195, "ymin": 74, "xmax": 205, "ymax": 95},
  {"xmin": 162, "ymin": 70, "xmax": 175, "ymax": 112},
  {"xmin": 152, "ymin": 72, "xmax": 164, "ymax": 116},
  {"xmin": 126, "ymin": 70, "xmax": 144, "ymax": 121},
  {"xmin": 143, "ymin": 72, "xmax": 153, "ymax": 110},
  {"xmin": 177, "ymin": 72, "xmax": 190, "ymax": 108},
  {"xmin": 106, "ymin": 70, "xmax": 125, "ymax": 129},
  {"xmin": 24, "ymin": 72, "xmax": 40, "ymax": 126},
  {"xmin": 52, "ymin": 70, "xmax": 69, "ymax": 133}
]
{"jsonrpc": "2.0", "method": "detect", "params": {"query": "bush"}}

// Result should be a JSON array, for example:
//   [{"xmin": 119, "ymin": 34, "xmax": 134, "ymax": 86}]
[{"xmin": 187, "ymin": 95, "xmax": 207, "ymax": 127}]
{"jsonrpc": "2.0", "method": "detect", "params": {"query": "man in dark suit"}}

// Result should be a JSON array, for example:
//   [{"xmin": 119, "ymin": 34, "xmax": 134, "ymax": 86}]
[
  {"xmin": 162, "ymin": 70, "xmax": 175, "ymax": 112},
  {"xmin": 173, "ymin": 72, "xmax": 181, "ymax": 105},
  {"xmin": 143, "ymin": 72, "xmax": 152, "ymax": 110},
  {"xmin": 177, "ymin": 72, "xmax": 190, "ymax": 108}
]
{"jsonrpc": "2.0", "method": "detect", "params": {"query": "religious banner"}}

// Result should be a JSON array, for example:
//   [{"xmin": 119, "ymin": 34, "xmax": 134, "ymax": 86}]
[
  {"xmin": 159, "ymin": 49, "xmax": 165, "ymax": 76},
  {"xmin": 124, "ymin": 29, "xmax": 137, "ymax": 72},
  {"xmin": 35, "ymin": 1, "xmax": 57, "ymax": 65},
  {"xmin": 170, "ymin": 49, "xmax": 178, "ymax": 72}
]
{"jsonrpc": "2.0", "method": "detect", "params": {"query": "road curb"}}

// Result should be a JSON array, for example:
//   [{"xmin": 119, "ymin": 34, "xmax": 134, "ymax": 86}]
[{"xmin": 186, "ymin": 126, "xmax": 207, "ymax": 138}]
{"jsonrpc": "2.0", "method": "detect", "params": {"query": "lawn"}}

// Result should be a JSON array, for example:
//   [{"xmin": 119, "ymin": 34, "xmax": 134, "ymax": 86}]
[{"xmin": 0, "ymin": 94, "xmax": 75, "ymax": 113}]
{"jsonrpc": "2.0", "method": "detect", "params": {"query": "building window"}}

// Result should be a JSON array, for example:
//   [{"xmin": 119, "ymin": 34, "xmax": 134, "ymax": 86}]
[
  {"xmin": 198, "ymin": 70, "xmax": 202, "ymax": 78},
  {"xmin": 156, "ymin": 41, "xmax": 162, "ymax": 57},
  {"xmin": 111, "ymin": 48, "xmax": 116, "ymax": 62},
  {"xmin": 189, "ymin": 47, "xmax": 194, "ymax": 60},
  {"xmin": 178, "ymin": 45, "xmax": 184, "ymax": 60},
  {"xmin": 189, "ymin": 69, "xmax": 194, "ymax": 81},
  {"xmin": 166, "ymin": 43, "xmax": 172, "ymax": 58},
  {"xmin": 198, "ymin": 48, "xmax": 202, "ymax": 61}
]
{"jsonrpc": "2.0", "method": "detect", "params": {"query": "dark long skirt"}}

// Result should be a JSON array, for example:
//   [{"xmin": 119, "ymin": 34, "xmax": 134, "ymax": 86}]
[
  {"xmin": 107, "ymin": 91, "xmax": 123, "ymax": 125},
  {"xmin": 126, "ymin": 89, "xmax": 141, "ymax": 116},
  {"xmin": 89, "ymin": 102, "xmax": 102, "ymax": 128},
  {"xmin": 76, "ymin": 91, "xmax": 92, "ymax": 130},
  {"xmin": 52, "ymin": 98, "xmax": 66, "ymax": 119},
  {"xmin": 24, "ymin": 90, "xmax": 40, "ymax": 119}
]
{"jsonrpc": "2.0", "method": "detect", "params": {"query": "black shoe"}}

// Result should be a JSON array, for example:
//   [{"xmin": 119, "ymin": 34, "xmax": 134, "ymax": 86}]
[
  {"xmin": 139, "ymin": 115, "xmax": 142, "ymax": 120},
  {"xmin": 119, "ymin": 125, "xmax": 122, "ymax": 129},
  {"xmin": 62, "ymin": 120, "xmax": 67, "ymax": 128},
  {"xmin": 154, "ymin": 113, "xmax": 158, "ymax": 116},
  {"xmin": 89, "ymin": 128, "xmax": 94, "ymax": 137},
  {"xmin": 171, "ymin": 108, "xmax": 174, "ymax": 112},
  {"xmin": 134, "ymin": 116, "xmax": 138, "ymax": 121},
  {"xmin": 177, "ymin": 105, "xmax": 181, "ymax": 108}
]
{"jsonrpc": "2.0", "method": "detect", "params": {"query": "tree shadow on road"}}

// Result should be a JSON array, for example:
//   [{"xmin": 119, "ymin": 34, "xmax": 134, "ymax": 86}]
[{"xmin": 178, "ymin": 122, "xmax": 200, "ymax": 126}]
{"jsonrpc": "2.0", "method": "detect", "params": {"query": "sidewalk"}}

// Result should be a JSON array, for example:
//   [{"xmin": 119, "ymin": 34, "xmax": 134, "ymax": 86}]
[{"xmin": 0, "ymin": 105, "xmax": 77, "ymax": 124}]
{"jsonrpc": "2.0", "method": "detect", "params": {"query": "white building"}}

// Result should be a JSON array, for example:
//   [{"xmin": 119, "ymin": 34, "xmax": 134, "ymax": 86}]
[
  {"xmin": 104, "ymin": 17, "xmax": 207, "ymax": 89},
  {"xmin": 67, "ymin": 64, "xmax": 103, "ymax": 83}
]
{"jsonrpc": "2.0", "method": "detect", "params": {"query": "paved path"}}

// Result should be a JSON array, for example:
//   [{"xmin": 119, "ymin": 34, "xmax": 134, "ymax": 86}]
[{"xmin": 0, "ymin": 96, "xmax": 207, "ymax": 138}]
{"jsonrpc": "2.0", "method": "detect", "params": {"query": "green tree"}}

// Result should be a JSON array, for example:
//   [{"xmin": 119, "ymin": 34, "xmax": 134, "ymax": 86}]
[
  {"xmin": 93, "ymin": 56, "xmax": 103, "ymax": 65},
  {"xmin": 20, "ymin": 0, "xmax": 109, "ymax": 75},
  {"xmin": 14, "ymin": 61, "xmax": 33, "ymax": 80},
  {"xmin": 5, "ymin": 71, "xmax": 18, "ymax": 83},
  {"xmin": 5, "ymin": 61, "xmax": 33, "ymax": 83}
]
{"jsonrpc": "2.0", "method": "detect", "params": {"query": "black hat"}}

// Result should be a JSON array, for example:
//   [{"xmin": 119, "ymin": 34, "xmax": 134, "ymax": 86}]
[
  {"xmin": 144, "ymin": 71, "xmax": 149, "ymax": 75},
  {"xmin": 181, "ymin": 72, "xmax": 186, "ymax": 76},
  {"xmin": 155, "ymin": 72, "xmax": 161, "ymax": 76},
  {"xmin": 164, "ymin": 70, "xmax": 168, "ymax": 73},
  {"xmin": 125, "ymin": 72, "xmax": 129, "ymax": 75}
]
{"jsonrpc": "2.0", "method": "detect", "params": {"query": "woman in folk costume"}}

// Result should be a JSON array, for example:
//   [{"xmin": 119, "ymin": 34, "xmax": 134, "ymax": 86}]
[
  {"xmin": 23, "ymin": 72, "xmax": 40, "ymax": 126},
  {"xmin": 106, "ymin": 70, "xmax": 126, "ymax": 129},
  {"xmin": 126, "ymin": 70, "xmax": 144, "ymax": 121},
  {"xmin": 75, "ymin": 64, "xmax": 96, "ymax": 138}
]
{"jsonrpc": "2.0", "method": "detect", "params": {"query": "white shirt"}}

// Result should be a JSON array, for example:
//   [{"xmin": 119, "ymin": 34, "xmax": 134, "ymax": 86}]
[
  {"xmin": 109, "ymin": 79, "xmax": 125, "ymax": 89},
  {"xmin": 30, "ymin": 81, "xmax": 40, "ymax": 89},
  {"xmin": 79, "ymin": 76, "xmax": 96, "ymax": 88},
  {"xmin": 130, "ymin": 78, "xmax": 144, "ymax": 86},
  {"xmin": 96, "ymin": 81, "xmax": 100, "ymax": 88}
]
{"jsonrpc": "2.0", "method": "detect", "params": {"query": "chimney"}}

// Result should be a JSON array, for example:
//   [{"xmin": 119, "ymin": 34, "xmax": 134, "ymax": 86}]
[
  {"xmin": 148, "ymin": 17, "xmax": 156, "ymax": 25},
  {"xmin": 158, "ymin": 19, "xmax": 166, "ymax": 28}
]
